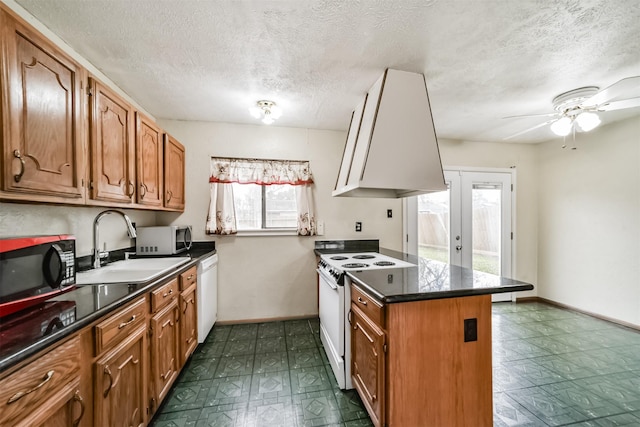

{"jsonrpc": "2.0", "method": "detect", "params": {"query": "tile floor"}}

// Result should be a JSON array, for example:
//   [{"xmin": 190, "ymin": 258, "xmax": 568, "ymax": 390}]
[{"xmin": 151, "ymin": 302, "xmax": 640, "ymax": 426}]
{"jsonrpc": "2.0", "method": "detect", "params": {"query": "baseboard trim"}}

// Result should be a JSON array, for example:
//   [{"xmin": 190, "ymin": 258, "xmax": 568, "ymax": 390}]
[
  {"xmin": 216, "ymin": 314, "xmax": 318, "ymax": 325},
  {"xmin": 514, "ymin": 296, "xmax": 640, "ymax": 331}
]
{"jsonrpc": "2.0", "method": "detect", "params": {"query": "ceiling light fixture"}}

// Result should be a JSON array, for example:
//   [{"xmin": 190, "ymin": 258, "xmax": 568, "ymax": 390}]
[
  {"xmin": 550, "ymin": 116, "xmax": 573, "ymax": 136},
  {"xmin": 249, "ymin": 100, "xmax": 282, "ymax": 125},
  {"xmin": 549, "ymin": 87, "xmax": 602, "ymax": 137}
]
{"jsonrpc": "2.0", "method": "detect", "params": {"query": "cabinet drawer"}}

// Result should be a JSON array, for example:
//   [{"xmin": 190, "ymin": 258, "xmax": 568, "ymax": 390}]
[
  {"xmin": 95, "ymin": 296, "xmax": 146, "ymax": 354},
  {"xmin": 179, "ymin": 265, "xmax": 197, "ymax": 291},
  {"xmin": 351, "ymin": 285, "xmax": 385, "ymax": 327},
  {"xmin": 151, "ymin": 277, "xmax": 179, "ymax": 312},
  {"xmin": 0, "ymin": 336, "xmax": 80, "ymax": 427}
]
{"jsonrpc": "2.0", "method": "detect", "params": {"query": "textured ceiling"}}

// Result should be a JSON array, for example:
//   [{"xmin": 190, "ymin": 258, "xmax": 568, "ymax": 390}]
[{"xmin": 12, "ymin": 0, "xmax": 640, "ymax": 143}]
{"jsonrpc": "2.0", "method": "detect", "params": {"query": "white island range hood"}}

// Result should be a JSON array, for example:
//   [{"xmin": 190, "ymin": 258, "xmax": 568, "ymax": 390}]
[{"xmin": 333, "ymin": 69, "xmax": 446, "ymax": 198}]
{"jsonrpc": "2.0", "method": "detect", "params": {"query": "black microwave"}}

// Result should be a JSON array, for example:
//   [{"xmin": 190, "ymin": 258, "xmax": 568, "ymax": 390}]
[{"xmin": 0, "ymin": 235, "xmax": 76, "ymax": 318}]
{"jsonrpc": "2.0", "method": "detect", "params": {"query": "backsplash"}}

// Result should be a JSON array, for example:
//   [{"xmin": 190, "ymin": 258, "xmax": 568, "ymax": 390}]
[{"xmin": 0, "ymin": 203, "xmax": 157, "ymax": 256}]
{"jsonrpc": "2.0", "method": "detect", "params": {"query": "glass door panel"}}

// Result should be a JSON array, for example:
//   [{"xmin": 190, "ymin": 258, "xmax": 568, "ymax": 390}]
[
  {"xmin": 471, "ymin": 184, "xmax": 502, "ymax": 275},
  {"xmin": 417, "ymin": 189, "xmax": 450, "ymax": 263}
]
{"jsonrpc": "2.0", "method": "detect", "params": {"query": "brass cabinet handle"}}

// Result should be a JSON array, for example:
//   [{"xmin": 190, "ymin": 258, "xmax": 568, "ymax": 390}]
[
  {"xmin": 187, "ymin": 274, "xmax": 194, "ymax": 280},
  {"xmin": 7, "ymin": 370, "xmax": 55, "ymax": 404},
  {"xmin": 167, "ymin": 190, "xmax": 173, "ymax": 202},
  {"xmin": 103, "ymin": 365, "xmax": 113, "ymax": 398},
  {"xmin": 118, "ymin": 315, "xmax": 137, "ymax": 329},
  {"xmin": 160, "ymin": 368, "xmax": 172, "ymax": 381},
  {"xmin": 127, "ymin": 181, "xmax": 135, "ymax": 197},
  {"xmin": 183, "ymin": 298, "xmax": 194, "ymax": 314},
  {"xmin": 163, "ymin": 289, "xmax": 173, "ymax": 298},
  {"xmin": 357, "ymin": 297, "xmax": 368, "ymax": 306},
  {"xmin": 139, "ymin": 183, "xmax": 146, "ymax": 199},
  {"xmin": 13, "ymin": 150, "xmax": 26, "ymax": 183},
  {"xmin": 72, "ymin": 390, "xmax": 85, "ymax": 427}
]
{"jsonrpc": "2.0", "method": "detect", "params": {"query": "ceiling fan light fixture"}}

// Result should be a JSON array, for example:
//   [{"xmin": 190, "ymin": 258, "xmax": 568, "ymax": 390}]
[
  {"xmin": 550, "ymin": 116, "xmax": 572, "ymax": 136},
  {"xmin": 249, "ymin": 100, "xmax": 282, "ymax": 125},
  {"xmin": 575, "ymin": 112, "xmax": 601, "ymax": 132}
]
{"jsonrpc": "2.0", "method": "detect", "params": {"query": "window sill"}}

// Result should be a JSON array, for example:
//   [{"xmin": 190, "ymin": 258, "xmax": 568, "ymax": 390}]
[{"xmin": 235, "ymin": 228, "xmax": 298, "ymax": 237}]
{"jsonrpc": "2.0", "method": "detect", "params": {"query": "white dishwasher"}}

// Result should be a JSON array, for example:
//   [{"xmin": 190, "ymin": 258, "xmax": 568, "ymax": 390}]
[{"xmin": 197, "ymin": 253, "xmax": 218, "ymax": 343}]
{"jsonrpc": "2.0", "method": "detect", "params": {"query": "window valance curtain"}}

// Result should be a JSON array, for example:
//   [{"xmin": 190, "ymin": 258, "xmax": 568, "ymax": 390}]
[
  {"xmin": 206, "ymin": 157, "xmax": 317, "ymax": 236},
  {"xmin": 209, "ymin": 158, "xmax": 314, "ymax": 185}
]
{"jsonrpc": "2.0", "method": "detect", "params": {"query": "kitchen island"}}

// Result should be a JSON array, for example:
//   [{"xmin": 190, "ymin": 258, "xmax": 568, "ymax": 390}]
[{"xmin": 345, "ymin": 254, "xmax": 533, "ymax": 427}]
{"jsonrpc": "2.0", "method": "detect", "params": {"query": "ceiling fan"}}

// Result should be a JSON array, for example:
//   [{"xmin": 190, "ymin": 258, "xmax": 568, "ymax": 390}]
[{"xmin": 503, "ymin": 76, "xmax": 640, "ymax": 141}]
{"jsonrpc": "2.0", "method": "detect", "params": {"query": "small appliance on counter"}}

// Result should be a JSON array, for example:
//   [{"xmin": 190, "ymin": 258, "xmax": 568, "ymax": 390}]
[
  {"xmin": 136, "ymin": 225, "xmax": 192, "ymax": 256},
  {"xmin": 0, "ymin": 235, "xmax": 76, "ymax": 318}
]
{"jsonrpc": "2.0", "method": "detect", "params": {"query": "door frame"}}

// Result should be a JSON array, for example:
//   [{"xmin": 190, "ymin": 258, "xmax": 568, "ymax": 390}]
[{"xmin": 403, "ymin": 166, "xmax": 517, "ymax": 281}]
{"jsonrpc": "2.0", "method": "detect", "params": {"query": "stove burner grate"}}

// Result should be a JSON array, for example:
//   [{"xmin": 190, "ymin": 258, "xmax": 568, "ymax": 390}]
[
  {"xmin": 352, "ymin": 254, "xmax": 376, "ymax": 260},
  {"xmin": 373, "ymin": 261, "xmax": 395, "ymax": 266},
  {"xmin": 330, "ymin": 256, "xmax": 349, "ymax": 260},
  {"xmin": 342, "ymin": 263, "xmax": 369, "ymax": 269}
]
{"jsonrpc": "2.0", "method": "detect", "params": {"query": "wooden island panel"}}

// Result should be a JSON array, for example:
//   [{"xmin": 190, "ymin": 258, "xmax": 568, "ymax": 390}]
[{"xmin": 386, "ymin": 294, "xmax": 493, "ymax": 426}]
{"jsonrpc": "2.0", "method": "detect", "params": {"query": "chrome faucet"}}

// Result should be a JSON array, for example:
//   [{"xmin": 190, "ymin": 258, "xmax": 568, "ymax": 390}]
[{"xmin": 93, "ymin": 209, "xmax": 137, "ymax": 269}]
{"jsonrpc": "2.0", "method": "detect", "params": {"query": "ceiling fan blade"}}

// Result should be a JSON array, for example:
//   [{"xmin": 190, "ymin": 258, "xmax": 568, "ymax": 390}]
[
  {"xmin": 502, "ymin": 112, "xmax": 558, "ymax": 119},
  {"xmin": 502, "ymin": 119, "xmax": 557, "ymax": 141},
  {"xmin": 581, "ymin": 76, "xmax": 640, "ymax": 107},
  {"xmin": 598, "ymin": 97, "xmax": 640, "ymax": 111}
]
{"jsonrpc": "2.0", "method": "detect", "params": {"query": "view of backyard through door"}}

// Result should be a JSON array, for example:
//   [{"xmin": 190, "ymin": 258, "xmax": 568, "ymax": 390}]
[{"xmin": 406, "ymin": 169, "xmax": 514, "ymax": 301}]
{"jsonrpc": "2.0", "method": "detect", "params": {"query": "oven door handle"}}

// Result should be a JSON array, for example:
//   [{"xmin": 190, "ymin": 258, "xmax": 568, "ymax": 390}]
[{"xmin": 316, "ymin": 269, "xmax": 338, "ymax": 290}]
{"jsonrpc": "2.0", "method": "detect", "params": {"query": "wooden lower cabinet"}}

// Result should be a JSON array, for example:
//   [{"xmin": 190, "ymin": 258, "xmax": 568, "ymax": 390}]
[
  {"xmin": 179, "ymin": 283, "xmax": 198, "ymax": 365},
  {"xmin": 350, "ymin": 284, "xmax": 493, "ymax": 427},
  {"xmin": 149, "ymin": 297, "xmax": 180, "ymax": 414},
  {"xmin": 0, "ymin": 336, "xmax": 84, "ymax": 427},
  {"xmin": 94, "ymin": 324, "xmax": 147, "ymax": 427},
  {"xmin": 351, "ymin": 305, "xmax": 385, "ymax": 427}
]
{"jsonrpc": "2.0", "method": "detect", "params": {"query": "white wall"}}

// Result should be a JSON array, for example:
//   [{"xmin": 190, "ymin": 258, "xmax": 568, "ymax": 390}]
[
  {"xmin": 437, "ymin": 139, "xmax": 539, "ymax": 293},
  {"xmin": 537, "ymin": 117, "xmax": 640, "ymax": 325},
  {"xmin": 157, "ymin": 120, "xmax": 403, "ymax": 322}
]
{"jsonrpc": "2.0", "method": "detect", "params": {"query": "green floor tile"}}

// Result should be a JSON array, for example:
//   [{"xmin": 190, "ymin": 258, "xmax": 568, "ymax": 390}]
[{"xmin": 151, "ymin": 302, "xmax": 640, "ymax": 427}]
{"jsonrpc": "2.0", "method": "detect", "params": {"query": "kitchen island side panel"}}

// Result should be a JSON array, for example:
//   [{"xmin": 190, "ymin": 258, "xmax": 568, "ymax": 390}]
[{"xmin": 386, "ymin": 294, "xmax": 492, "ymax": 427}]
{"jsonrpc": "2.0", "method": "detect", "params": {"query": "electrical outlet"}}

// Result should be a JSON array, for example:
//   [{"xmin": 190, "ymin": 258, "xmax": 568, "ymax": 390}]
[
  {"xmin": 387, "ymin": 209, "xmax": 393, "ymax": 218},
  {"xmin": 355, "ymin": 221, "xmax": 362, "ymax": 232},
  {"xmin": 317, "ymin": 221, "xmax": 325, "ymax": 235},
  {"xmin": 464, "ymin": 318, "xmax": 477, "ymax": 342}
]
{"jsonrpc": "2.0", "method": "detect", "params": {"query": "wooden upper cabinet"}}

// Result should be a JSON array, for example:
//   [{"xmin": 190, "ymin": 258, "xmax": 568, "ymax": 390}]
[
  {"xmin": 163, "ymin": 134, "xmax": 185, "ymax": 211},
  {"xmin": 88, "ymin": 77, "xmax": 135, "ymax": 203},
  {"xmin": 135, "ymin": 113, "xmax": 163, "ymax": 207},
  {"xmin": 0, "ymin": 9, "xmax": 84, "ymax": 200}
]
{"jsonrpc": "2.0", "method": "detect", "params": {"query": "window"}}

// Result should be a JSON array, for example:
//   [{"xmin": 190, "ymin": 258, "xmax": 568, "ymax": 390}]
[
  {"xmin": 233, "ymin": 183, "xmax": 297, "ymax": 230},
  {"xmin": 206, "ymin": 157, "xmax": 316, "ymax": 236}
]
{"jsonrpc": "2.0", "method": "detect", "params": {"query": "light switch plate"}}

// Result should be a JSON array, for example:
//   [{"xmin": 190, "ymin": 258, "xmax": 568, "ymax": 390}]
[{"xmin": 317, "ymin": 221, "xmax": 325, "ymax": 235}]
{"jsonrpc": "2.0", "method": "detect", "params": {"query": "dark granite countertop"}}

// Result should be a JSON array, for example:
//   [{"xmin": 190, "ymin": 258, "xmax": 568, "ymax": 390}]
[
  {"xmin": 314, "ymin": 241, "xmax": 533, "ymax": 303},
  {"xmin": 348, "ymin": 255, "xmax": 533, "ymax": 304},
  {"xmin": 0, "ymin": 243, "xmax": 216, "ymax": 374}
]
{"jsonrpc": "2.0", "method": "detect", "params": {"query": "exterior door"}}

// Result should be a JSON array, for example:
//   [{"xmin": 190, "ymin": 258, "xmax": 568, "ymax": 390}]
[{"xmin": 405, "ymin": 169, "xmax": 514, "ymax": 301}]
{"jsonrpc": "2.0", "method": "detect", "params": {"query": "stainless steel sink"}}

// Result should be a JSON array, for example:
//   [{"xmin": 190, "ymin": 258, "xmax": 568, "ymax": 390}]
[{"xmin": 76, "ymin": 257, "xmax": 191, "ymax": 285}]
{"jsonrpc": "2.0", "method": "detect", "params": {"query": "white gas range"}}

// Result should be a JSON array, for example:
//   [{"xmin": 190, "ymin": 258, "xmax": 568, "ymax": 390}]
[{"xmin": 317, "ymin": 252, "xmax": 415, "ymax": 389}]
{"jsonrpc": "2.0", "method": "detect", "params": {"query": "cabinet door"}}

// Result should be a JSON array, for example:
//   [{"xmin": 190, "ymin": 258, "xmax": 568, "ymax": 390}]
[
  {"xmin": 163, "ymin": 134, "xmax": 185, "ymax": 211},
  {"xmin": 88, "ymin": 78, "xmax": 135, "ymax": 203},
  {"xmin": 94, "ymin": 324, "xmax": 147, "ymax": 427},
  {"xmin": 0, "ymin": 10, "xmax": 84, "ymax": 199},
  {"xmin": 150, "ymin": 298, "xmax": 180, "ymax": 409},
  {"xmin": 179, "ymin": 283, "xmax": 198, "ymax": 365},
  {"xmin": 351, "ymin": 305, "xmax": 385, "ymax": 427},
  {"xmin": 135, "ymin": 112, "xmax": 163, "ymax": 207}
]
